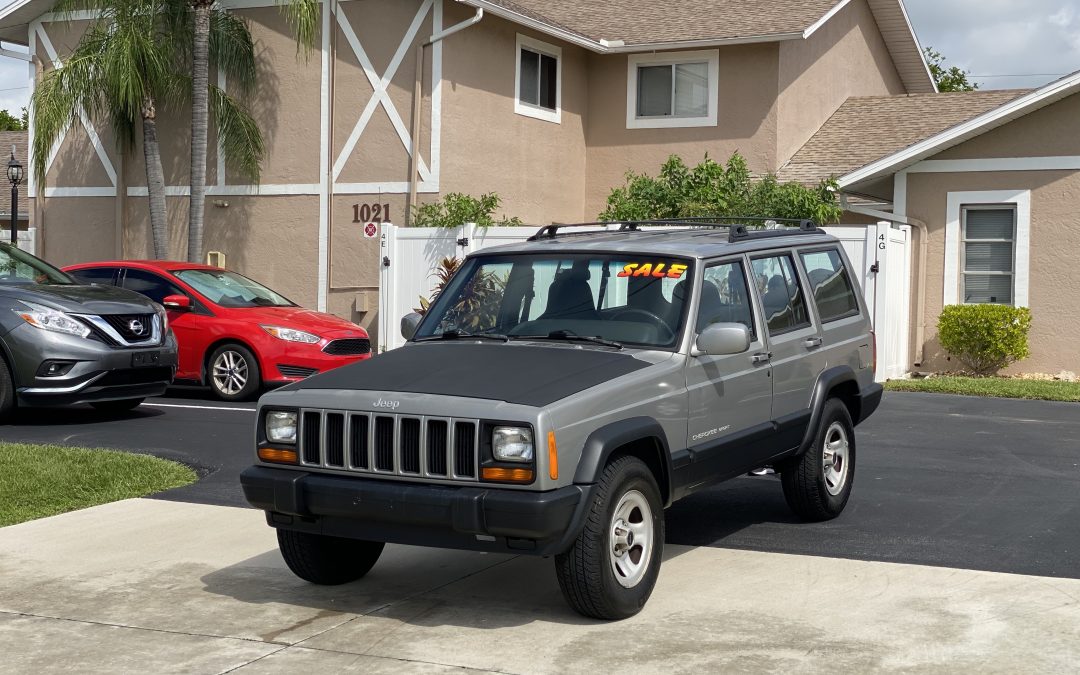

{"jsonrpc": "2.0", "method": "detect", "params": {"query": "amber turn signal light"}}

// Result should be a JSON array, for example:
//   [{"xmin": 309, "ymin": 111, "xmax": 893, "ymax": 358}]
[
  {"xmin": 258, "ymin": 447, "xmax": 298, "ymax": 464},
  {"xmin": 481, "ymin": 467, "xmax": 534, "ymax": 483},
  {"xmin": 547, "ymin": 431, "xmax": 559, "ymax": 480}
]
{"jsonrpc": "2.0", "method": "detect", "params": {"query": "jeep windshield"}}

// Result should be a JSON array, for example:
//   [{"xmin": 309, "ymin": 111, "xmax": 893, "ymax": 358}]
[{"xmin": 413, "ymin": 253, "xmax": 694, "ymax": 349}]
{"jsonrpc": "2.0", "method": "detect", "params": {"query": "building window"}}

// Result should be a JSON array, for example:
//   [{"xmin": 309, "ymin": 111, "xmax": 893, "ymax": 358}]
[
  {"xmin": 961, "ymin": 207, "xmax": 1016, "ymax": 305},
  {"xmin": 515, "ymin": 35, "xmax": 561, "ymax": 123},
  {"xmin": 626, "ymin": 50, "xmax": 719, "ymax": 129},
  {"xmin": 944, "ymin": 190, "xmax": 1030, "ymax": 308}
]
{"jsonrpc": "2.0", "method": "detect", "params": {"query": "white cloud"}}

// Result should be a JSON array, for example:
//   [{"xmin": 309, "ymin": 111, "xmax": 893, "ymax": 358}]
[{"xmin": 906, "ymin": 0, "xmax": 1080, "ymax": 89}]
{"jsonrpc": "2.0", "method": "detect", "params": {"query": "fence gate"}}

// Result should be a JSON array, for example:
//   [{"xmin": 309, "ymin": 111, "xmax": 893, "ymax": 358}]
[{"xmin": 380, "ymin": 222, "xmax": 910, "ymax": 381}]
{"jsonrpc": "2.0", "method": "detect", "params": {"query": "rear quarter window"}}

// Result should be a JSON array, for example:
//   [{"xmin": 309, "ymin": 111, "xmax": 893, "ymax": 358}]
[{"xmin": 799, "ymin": 249, "xmax": 860, "ymax": 322}]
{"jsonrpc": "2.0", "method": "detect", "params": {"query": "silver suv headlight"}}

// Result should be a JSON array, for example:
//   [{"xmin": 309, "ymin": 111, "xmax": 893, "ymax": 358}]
[
  {"xmin": 13, "ymin": 301, "xmax": 91, "ymax": 338},
  {"xmin": 493, "ymin": 426, "xmax": 534, "ymax": 462},
  {"xmin": 266, "ymin": 411, "xmax": 298, "ymax": 444}
]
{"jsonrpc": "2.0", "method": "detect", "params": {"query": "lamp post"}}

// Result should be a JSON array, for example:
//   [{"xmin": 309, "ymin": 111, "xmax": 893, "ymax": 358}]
[{"xmin": 7, "ymin": 146, "xmax": 23, "ymax": 247}]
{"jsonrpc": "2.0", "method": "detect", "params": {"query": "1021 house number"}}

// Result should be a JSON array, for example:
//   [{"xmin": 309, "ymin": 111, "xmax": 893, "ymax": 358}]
[{"xmin": 353, "ymin": 203, "xmax": 391, "ymax": 224}]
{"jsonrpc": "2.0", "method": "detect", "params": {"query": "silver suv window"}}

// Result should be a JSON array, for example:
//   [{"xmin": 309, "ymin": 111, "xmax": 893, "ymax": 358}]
[
  {"xmin": 415, "ymin": 253, "xmax": 694, "ymax": 349},
  {"xmin": 751, "ymin": 253, "xmax": 811, "ymax": 334},
  {"xmin": 800, "ymin": 248, "xmax": 860, "ymax": 322},
  {"xmin": 698, "ymin": 261, "xmax": 755, "ymax": 337}
]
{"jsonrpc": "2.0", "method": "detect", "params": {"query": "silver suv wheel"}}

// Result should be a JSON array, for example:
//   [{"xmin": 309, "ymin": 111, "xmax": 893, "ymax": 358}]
[
  {"xmin": 609, "ymin": 489, "xmax": 654, "ymax": 589},
  {"xmin": 822, "ymin": 421, "xmax": 850, "ymax": 496}
]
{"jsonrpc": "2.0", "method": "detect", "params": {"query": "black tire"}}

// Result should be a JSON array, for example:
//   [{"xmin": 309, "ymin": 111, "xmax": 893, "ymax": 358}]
[
  {"xmin": 277, "ymin": 529, "xmax": 385, "ymax": 585},
  {"xmin": 207, "ymin": 343, "xmax": 261, "ymax": 402},
  {"xmin": 0, "ymin": 357, "xmax": 15, "ymax": 423},
  {"xmin": 90, "ymin": 398, "xmax": 145, "ymax": 413},
  {"xmin": 554, "ymin": 455, "xmax": 664, "ymax": 620},
  {"xmin": 781, "ymin": 398, "xmax": 856, "ymax": 522}
]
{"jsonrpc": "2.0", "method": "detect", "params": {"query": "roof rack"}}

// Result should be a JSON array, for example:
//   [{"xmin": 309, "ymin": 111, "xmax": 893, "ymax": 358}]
[{"xmin": 527, "ymin": 217, "xmax": 824, "ymax": 243}]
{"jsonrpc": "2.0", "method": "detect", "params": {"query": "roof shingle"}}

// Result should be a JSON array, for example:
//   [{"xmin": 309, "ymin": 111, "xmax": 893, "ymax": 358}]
[
  {"xmin": 778, "ymin": 90, "xmax": 1031, "ymax": 185},
  {"xmin": 479, "ymin": 0, "xmax": 843, "ymax": 46}
]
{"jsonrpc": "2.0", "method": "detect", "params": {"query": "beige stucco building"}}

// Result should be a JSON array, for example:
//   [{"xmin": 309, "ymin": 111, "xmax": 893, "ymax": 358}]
[{"xmin": 0, "ymin": 0, "xmax": 1076, "ymax": 374}]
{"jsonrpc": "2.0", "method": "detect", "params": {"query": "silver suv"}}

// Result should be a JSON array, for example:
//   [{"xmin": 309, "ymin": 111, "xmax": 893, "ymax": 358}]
[{"xmin": 241, "ymin": 219, "xmax": 882, "ymax": 619}]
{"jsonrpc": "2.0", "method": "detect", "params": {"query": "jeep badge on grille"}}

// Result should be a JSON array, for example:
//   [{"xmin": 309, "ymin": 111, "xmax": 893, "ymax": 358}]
[{"xmin": 372, "ymin": 398, "xmax": 400, "ymax": 410}]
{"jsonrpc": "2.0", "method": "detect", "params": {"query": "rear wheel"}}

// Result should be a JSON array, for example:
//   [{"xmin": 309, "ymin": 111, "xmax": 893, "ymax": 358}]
[
  {"xmin": 277, "ymin": 529, "xmax": 385, "ymax": 585},
  {"xmin": 90, "ymin": 398, "xmax": 145, "ymax": 413},
  {"xmin": 554, "ymin": 455, "xmax": 664, "ymax": 620},
  {"xmin": 781, "ymin": 398, "xmax": 856, "ymax": 521},
  {"xmin": 208, "ymin": 344, "xmax": 261, "ymax": 401}
]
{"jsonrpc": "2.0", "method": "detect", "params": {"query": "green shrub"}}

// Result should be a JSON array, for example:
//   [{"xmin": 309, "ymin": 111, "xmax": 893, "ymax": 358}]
[
  {"xmin": 412, "ymin": 192, "xmax": 523, "ymax": 228},
  {"xmin": 937, "ymin": 304, "xmax": 1032, "ymax": 376},
  {"xmin": 599, "ymin": 152, "xmax": 843, "ymax": 224}
]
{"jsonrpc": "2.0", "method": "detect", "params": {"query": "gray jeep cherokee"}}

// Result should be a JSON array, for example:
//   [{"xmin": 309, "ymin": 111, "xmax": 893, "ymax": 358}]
[{"xmin": 241, "ymin": 219, "xmax": 883, "ymax": 619}]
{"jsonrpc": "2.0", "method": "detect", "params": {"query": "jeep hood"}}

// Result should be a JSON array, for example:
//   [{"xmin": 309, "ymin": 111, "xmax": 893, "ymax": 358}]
[{"xmin": 284, "ymin": 341, "xmax": 653, "ymax": 407}]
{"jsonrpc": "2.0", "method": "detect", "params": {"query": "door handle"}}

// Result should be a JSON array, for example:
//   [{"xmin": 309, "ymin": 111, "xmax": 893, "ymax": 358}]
[
  {"xmin": 804, "ymin": 337, "xmax": 823, "ymax": 349},
  {"xmin": 752, "ymin": 352, "xmax": 772, "ymax": 365}
]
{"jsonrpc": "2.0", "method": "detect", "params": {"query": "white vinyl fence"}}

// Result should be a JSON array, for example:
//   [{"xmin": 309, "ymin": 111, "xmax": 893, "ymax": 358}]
[
  {"xmin": 379, "ymin": 222, "xmax": 910, "ymax": 381},
  {"xmin": 0, "ymin": 228, "xmax": 37, "ymax": 254}
]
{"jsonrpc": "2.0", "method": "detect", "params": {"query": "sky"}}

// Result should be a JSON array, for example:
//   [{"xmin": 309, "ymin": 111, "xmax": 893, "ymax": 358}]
[{"xmin": 0, "ymin": 0, "xmax": 1077, "ymax": 115}]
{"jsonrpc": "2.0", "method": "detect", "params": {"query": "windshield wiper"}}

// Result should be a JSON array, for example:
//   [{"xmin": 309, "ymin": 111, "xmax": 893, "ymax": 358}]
[
  {"xmin": 413, "ymin": 329, "xmax": 509, "ymax": 343},
  {"xmin": 511, "ymin": 330, "xmax": 623, "ymax": 350}
]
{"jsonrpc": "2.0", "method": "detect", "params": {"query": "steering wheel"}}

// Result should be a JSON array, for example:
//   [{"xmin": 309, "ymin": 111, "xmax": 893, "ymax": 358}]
[{"xmin": 610, "ymin": 307, "xmax": 675, "ymax": 341}]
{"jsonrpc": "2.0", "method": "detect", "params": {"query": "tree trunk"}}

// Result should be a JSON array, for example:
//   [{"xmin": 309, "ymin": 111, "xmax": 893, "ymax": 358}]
[
  {"xmin": 188, "ymin": 1, "xmax": 212, "ymax": 264},
  {"xmin": 142, "ymin": 96, "xmax": 168, "ymax": 259}
]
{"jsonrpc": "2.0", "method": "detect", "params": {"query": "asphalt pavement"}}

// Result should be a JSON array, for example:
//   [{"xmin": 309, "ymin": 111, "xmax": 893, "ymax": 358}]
[{"xmin": 3, "ymin": 389, "xmax": 1078, "ymax": 580}]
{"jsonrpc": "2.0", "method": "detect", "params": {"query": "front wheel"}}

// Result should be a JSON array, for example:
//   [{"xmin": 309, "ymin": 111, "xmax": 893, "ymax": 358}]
[
  {"xmin": 208, "ymin": 344, "xmax": 261, "ymax": 401},
  {"xmin": 781, "ymin": 398, "xmax": 856, "ymax": 521},
  {"xmin": 277, "ymin": 529, "xmax": 385, "ymax": 585},
  {"xmin": 554, "ymin": 456, "xmax": 664, "ymax": 620}
]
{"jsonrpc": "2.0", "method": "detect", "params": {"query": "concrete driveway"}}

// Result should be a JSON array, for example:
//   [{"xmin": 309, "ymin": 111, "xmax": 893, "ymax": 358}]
[{"xmin": 2, "ymin": 498, "xmax": 1079, "ymax": 674}]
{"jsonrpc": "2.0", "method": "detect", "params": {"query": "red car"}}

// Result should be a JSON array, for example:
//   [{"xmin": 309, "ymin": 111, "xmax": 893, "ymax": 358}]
[{"xmin": 63, "ymin": 261, "xmax": 371, "ymax": 400}]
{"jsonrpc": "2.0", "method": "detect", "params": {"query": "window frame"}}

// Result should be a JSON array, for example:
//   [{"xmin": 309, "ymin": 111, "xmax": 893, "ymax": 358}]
[
  {"xmin": 749, "ymin": 252, "xmax": 814, "ymax": 337},
  {"xmin": 944, "ymin": 189, "xmax": 1031, "ymax": 308},
  {"xmin": 960, "ymin": 205, "xmax": 1017, "ymax": 306},
  {"xmin": 514, "ymin": 34, "xmax": 562, "ymax": 124},
  {"xmin": 797, "ymin": 246, "xmax": 862, "ymax": 323},
  {"xmin": 698, "ymin": 258, "xmax": 758, "ymax": 341},
  {"xmin": 626, "ymin": 49, "xmax": 719, "ymax": 129}
]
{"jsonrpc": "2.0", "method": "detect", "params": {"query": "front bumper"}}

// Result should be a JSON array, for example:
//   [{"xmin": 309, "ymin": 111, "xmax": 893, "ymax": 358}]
[
  {"xmin": 7, "ymin": 325, "xmax": 178, "ymax": 406},
  {"xmin": 262, "ymin": 346, "xmax": 370, "ymax": 385},
  {"xmin": 241, "ymin": 465, "xmax": 596, "ymax": 556}
]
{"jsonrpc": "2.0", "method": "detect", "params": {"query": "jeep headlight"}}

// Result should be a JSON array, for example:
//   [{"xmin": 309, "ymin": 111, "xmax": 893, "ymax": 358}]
[
  {"xmin": 492, "ymin": 426, "xmax": 534, "ymax": 463},
  {"xmin": 266, "ymin": 411, "xmax": 298, "ymax": 444}
]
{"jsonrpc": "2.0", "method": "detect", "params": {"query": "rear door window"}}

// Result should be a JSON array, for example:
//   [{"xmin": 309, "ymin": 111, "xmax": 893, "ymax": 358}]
[
  {"xmin": 750, "ymin": 254, "xmax": 811, "ymax": 334},
  {"xmin": 69, "ymin": 267, "xmax": 120, "ymax": 286},
  {"xmin": 799, "ymin": 248, "xmax": 860, "ymax": 322}
]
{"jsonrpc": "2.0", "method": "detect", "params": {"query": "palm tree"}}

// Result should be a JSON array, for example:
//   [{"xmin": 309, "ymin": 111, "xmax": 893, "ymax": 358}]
[
  {"xmin": 186, "ymin": 0, "xmax": 318, "ymax": 263},
  {"xmin": 32, "ymin": 0, "xmax": 177, "ymax": 257}
]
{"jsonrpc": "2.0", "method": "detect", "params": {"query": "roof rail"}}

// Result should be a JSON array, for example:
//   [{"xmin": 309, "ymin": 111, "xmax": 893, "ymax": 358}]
[{"xmin": 527, "ymin": 217, "xmax": 823, "ymax": 243}]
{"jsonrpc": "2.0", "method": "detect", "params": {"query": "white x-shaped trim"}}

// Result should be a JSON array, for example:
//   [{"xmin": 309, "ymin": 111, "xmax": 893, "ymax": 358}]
[
  {"xmin": 34, "ymin": 23, "xmax": 118, "ymax": 189},
  {"xmin": 332, "ymin": 0, "xmax": 433, "ymax": 182}
]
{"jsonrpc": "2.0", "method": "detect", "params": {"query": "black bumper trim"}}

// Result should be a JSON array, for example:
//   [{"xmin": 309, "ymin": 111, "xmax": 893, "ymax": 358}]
[
  {"xmin": 857, "ymin": 382, "xmax": 884, "ymax": 425},
  {"xmin": 241, "ymin": 465, "xmax": 597, "ymax": 556}
]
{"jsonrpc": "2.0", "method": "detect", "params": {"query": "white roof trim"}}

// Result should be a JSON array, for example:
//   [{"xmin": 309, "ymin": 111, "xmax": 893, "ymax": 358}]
[
  {"xmin": 838, "ymin": 69, "xmax": 1080, "ymax": 188},
  {"xmin": 894, "ymin": 0, "xmax": 937, "ymax": 93},
  {"xmin": 803, "ymin": 0, "xmax": 854, "ymax": 39}
]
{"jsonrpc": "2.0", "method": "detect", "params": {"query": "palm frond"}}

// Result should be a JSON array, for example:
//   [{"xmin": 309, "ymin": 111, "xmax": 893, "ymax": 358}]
[
  {"xmin": 277, "ymin": 0, "xmax": 320, "ymax": 58},
  {"xmin": 210, "ymin": 84, "xmax": 264, "ymax": 183},
  {"xmin": 210, "ymin": 9, "xmax": 257, "ymax": 95}
]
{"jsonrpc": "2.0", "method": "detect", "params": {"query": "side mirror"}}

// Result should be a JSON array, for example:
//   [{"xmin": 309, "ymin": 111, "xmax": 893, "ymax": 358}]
[
  {"xmin": 694, "ymin": 323, "xmax": 751, "ymax": 356},
  {"xmin": 400, "ymin": 312, "xmax": 422, "ymax": 340},
  {"xmin": 162, "ymin": 294, "xmax": 192, "ymax": 311}
]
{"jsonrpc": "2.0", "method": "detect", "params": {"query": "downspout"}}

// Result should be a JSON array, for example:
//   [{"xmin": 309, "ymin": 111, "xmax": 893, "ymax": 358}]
[
  {"xmin": 842, "ymin": 196, "xmax": 929, "ymax": 367},
  {"xmin": 405, "ymin": 6, "xmax": 484, "ymax": 224}
]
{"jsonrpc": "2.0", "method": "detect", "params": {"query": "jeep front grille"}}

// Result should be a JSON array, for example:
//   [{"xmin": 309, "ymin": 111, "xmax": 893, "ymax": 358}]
[{"xmin": 298, "ymin": 409, "xmax": 480, "ymax": 480}]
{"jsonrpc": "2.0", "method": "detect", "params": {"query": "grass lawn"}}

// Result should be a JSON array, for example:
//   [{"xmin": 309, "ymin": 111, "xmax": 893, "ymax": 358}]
[
  {"xmin": 0, "ymin": 443, "xmax": 196, "ymax": 527},
  {"xmin": 885, "ymin": 376, "xmax": 1080, "ymax": 403}
]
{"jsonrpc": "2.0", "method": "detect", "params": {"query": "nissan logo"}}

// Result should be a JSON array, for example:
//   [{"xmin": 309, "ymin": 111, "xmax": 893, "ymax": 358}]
[{"xmin": 128, "ymin": 319, "xmax": 146, "ymax": 335}]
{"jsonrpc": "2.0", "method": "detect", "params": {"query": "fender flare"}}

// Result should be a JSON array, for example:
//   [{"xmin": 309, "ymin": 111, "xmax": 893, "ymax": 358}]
[
  {"xmin": 572, "ymin": 416, "xmax": 673, "ymax": 504},
  {"xmin": 796, "ymin": 365, "xmax": 858, "ymax": 457}
]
